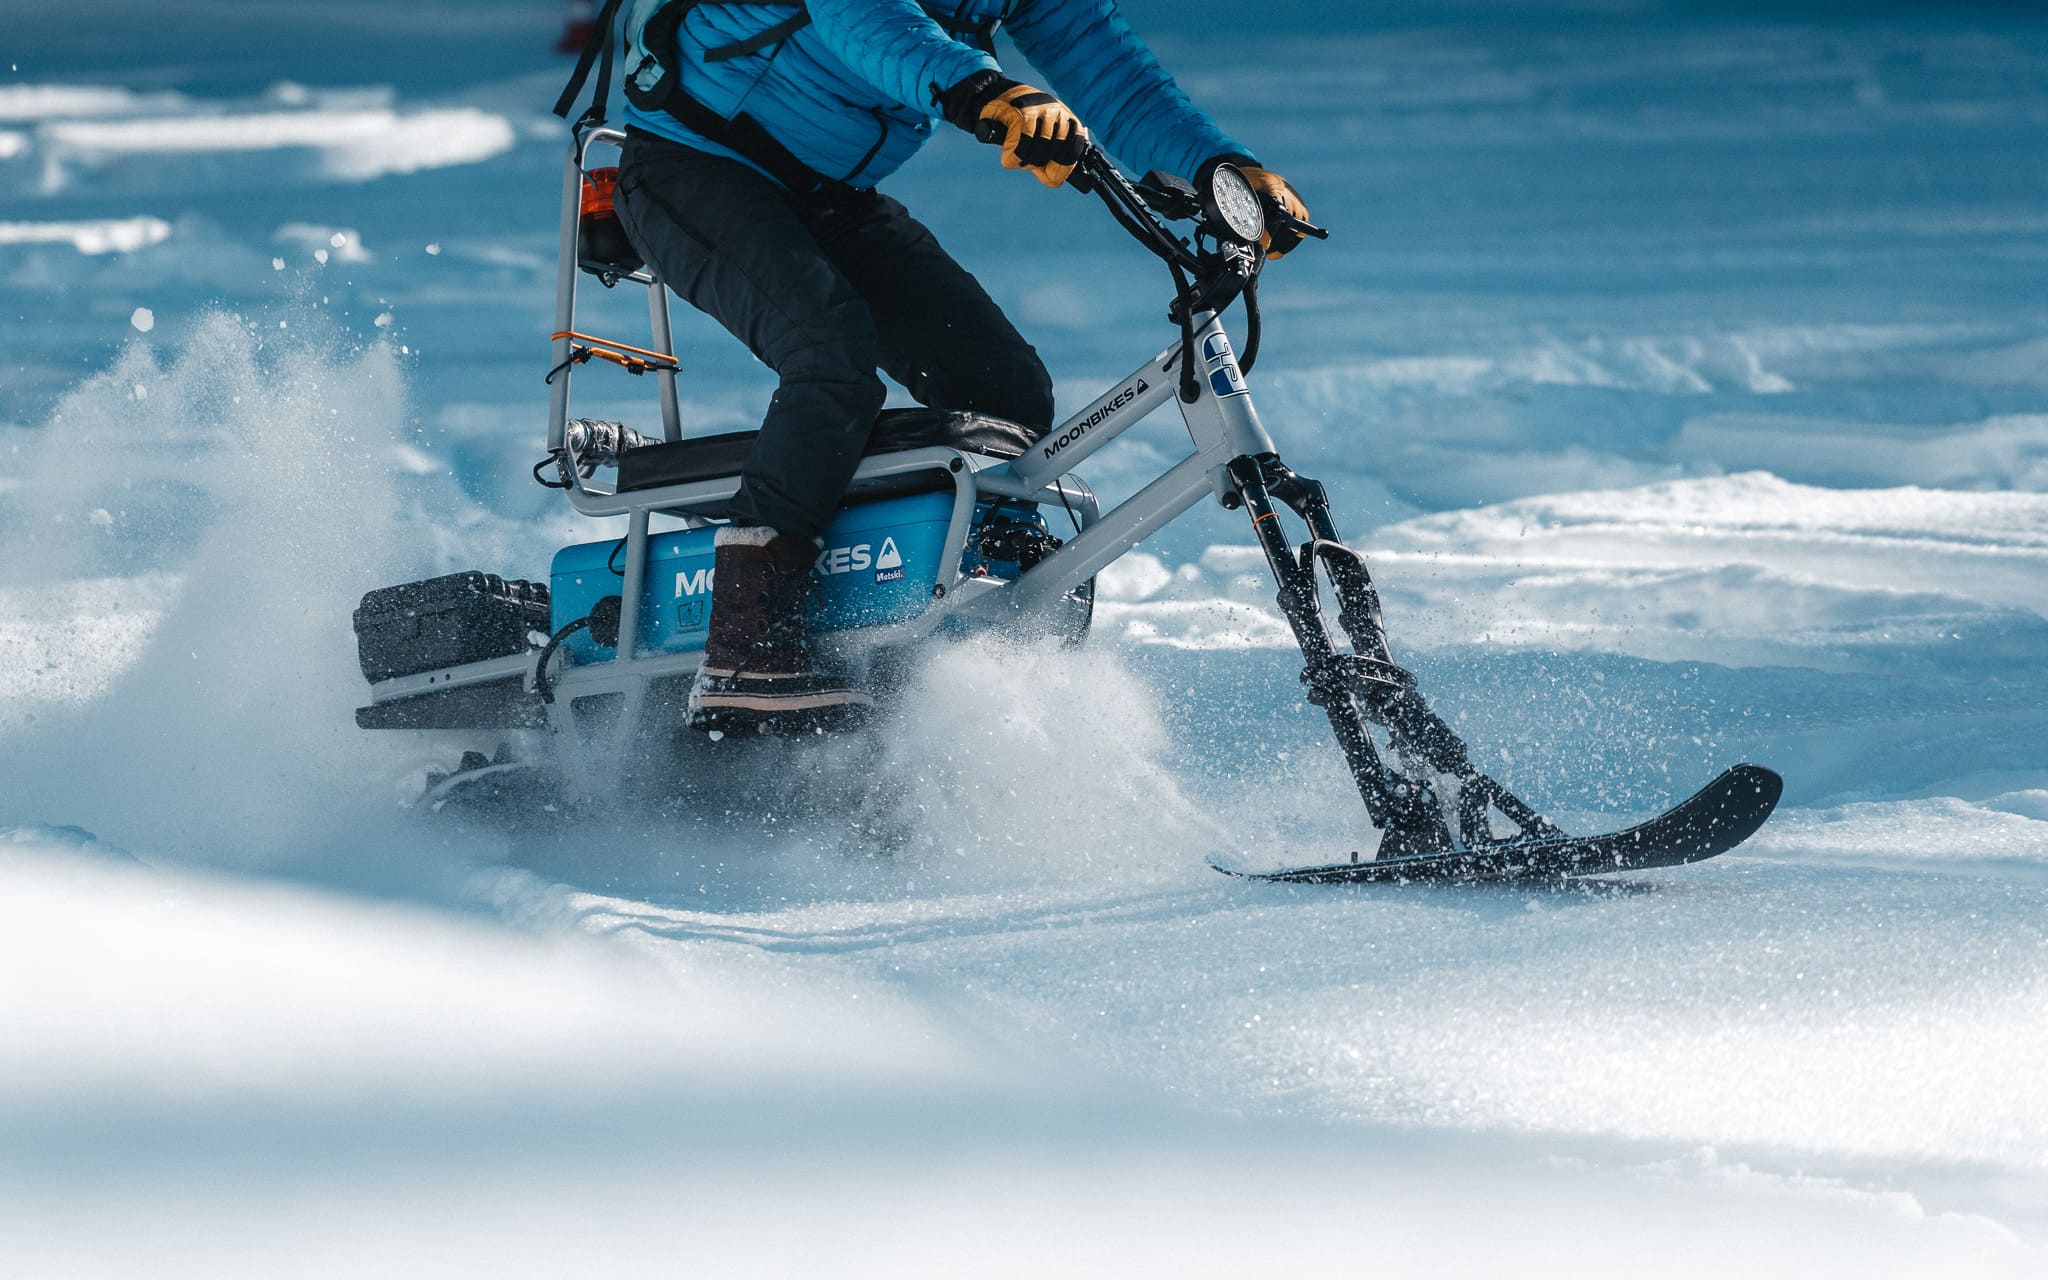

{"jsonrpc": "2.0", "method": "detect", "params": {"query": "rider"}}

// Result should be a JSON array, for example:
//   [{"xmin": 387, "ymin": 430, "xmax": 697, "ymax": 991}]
[{"xmin": 608, "ymin": 0, "xmax": 1309, "ymax": 732}]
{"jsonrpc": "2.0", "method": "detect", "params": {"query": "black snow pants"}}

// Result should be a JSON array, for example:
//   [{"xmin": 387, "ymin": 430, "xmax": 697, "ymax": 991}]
[{"xmin": 614, "ymin": 129, "xmax": 1056, "ymax": 540}]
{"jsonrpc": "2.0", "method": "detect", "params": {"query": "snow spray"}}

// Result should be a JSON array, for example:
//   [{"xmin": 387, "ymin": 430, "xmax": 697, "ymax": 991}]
[
  {"xmin": 877, "ymin": 636, "xmax": 1228, "ymax": 889},
  {"xmin": 0, "ymin": 310, "xmax": 425, "ymax": 865}
]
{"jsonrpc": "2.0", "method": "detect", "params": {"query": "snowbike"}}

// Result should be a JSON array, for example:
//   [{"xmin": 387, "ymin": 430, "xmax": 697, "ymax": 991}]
[{"xmin": 352, "ymin": 123, "xmax": 1782, "ymax": 884}]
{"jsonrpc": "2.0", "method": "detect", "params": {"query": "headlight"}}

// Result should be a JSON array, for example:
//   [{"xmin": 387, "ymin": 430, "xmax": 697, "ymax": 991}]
[{"xmin": 1205, "ymin": 163, "xmax": 1266, "ymax": 245}]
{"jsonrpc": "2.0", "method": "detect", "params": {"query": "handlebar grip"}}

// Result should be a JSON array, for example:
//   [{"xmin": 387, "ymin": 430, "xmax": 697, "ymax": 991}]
[{"xmin": 974, "ymin": 119, "xmax": 1004, "ymax": 145}]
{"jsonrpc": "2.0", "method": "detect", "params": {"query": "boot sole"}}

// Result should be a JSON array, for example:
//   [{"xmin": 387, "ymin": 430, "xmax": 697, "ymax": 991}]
[{"xmin": 687, "ymin": 693, "xmax": 876, "ymax": 736}]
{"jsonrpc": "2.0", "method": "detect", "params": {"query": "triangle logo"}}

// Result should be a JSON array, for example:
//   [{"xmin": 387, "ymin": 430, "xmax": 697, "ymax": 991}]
[{"xmin": 875, "ymin": 537, "xmax": 903, "ymax": 570}]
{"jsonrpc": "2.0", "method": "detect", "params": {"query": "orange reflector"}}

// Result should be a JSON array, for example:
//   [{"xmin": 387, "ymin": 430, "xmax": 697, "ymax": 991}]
[{"xmin": 581, "ymin": 166, "xmax": 621, "ymax": 219}]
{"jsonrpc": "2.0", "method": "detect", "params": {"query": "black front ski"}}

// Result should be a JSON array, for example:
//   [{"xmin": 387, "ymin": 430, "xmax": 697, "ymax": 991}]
[
  {"xmin": 1220, "ymin": 449, "xmax": 1783, "ymax": 884},
  {"xmin": 1212, "ymin": 764, "xmax": 1783, "ymax": 884}
]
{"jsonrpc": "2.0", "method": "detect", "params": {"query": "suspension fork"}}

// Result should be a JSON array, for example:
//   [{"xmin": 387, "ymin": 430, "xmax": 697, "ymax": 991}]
[
  {"xmin": 1227, "ymin": 455, "xmax": 1454, "ymax": 856},
  {"xmin": 1228, "ymin": 453, "xmax": 1563, "ymax": 851}
]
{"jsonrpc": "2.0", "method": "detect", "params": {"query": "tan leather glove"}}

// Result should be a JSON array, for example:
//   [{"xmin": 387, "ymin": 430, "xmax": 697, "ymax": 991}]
[
  {"xmin": 1240, "ymin": 166, "xmax": 1310, "ymax": 259},
  {"xmin": 941, "ymin": 71, "xmax": 1088, "ymax": 189}
]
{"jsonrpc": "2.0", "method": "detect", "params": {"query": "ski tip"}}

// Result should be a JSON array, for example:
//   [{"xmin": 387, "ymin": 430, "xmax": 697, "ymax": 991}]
[{"xmin": 1723, "ymin": 762, "xmax": 1786, "ymax": 810}]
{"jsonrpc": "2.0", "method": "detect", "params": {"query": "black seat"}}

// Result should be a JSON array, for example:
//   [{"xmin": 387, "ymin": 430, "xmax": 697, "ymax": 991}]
[{"xmin": 615, "ymin": 408, "xmax": 1043, "ymax": 495}]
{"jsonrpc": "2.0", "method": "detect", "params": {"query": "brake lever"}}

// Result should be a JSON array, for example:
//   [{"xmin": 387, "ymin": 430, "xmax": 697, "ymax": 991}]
[
  {"xmin": 1272, "ymin": 210, "xmax": 1331, "ymax": 242},
  {"xmin": 1068, "ymin": 143, "xmax": 1113, "ymax": 195}
]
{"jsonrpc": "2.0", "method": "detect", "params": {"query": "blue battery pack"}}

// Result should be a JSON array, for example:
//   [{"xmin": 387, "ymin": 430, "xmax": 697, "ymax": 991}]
[{"xmin": 549, "ymin": 490, "xmax": 963, "ymax": 662}]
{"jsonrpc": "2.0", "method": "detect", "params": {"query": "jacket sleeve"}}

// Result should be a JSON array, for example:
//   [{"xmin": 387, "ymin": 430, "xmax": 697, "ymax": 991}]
[
  {"xmin": 1004, "ymin": 0, "xmax": 1254, "ymax": 181},
  {"xmin": 803, "ymin": 0, "xmax": 1000, "ymax": 112}
]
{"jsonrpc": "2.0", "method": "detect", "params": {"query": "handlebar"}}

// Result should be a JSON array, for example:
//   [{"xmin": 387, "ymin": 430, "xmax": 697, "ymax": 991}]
[
  {"xmin": 1068, "ymin": 146, "xmax": 1193, "ymax": 266},
  {"xmin": 972, "ymin": 127, "xmax": 1326, "ymax": 264}
]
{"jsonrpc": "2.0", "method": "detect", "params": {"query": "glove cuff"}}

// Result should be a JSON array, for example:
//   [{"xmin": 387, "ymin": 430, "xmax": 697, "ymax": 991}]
[{"xmin": 937, "ymin": 70, "xmax": 1016, "ymax": 132}]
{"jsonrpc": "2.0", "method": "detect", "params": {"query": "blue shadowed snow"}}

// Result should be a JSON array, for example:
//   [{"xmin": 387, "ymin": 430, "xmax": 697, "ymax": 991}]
[{"xmin": 2, "ymin": 3, "xmax": 2047, "ymax": 1274}]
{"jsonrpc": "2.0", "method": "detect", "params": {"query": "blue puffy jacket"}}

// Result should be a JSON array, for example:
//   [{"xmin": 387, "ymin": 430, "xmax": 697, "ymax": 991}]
[{"xmin": 621, "ymin": 0, "xmax": 1253, "ymax": 190}]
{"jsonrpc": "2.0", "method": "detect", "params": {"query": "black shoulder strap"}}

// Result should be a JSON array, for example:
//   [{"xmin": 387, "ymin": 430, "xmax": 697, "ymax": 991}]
[
  {"xmin": 701, "ymin": 3, "xmax": 999, "ymax": 65},
  {"xmin": 553, "ymin": 0, "xmax": 629, "ymax": 123},
  {"xmin": 660, "ymin": 87, "xmax": 847, "ymax": 197},
  {"xmin": 703, "ymin": 10, "xmax": 812, "ymax": 62},
  {"xmin": 943, "ymin": 1, "xmax": 1002, "ymax": 56}
]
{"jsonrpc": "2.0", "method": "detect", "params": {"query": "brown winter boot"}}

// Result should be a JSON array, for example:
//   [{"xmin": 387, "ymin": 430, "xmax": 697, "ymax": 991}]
[{"xmin": 685, "ymin": 525, "xmax": 874, "ymax": 734}]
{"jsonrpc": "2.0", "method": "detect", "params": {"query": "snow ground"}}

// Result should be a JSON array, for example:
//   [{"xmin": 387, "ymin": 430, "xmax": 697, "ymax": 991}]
[{"xmin": 4, "ymin": 2, "xmax": 2048, "ymax": 1274}]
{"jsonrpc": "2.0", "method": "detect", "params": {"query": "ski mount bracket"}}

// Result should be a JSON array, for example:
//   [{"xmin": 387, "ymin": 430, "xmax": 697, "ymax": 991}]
[{"xmin": 1228, "ymin": 452, "xmax": 1566, "ymax": 861}]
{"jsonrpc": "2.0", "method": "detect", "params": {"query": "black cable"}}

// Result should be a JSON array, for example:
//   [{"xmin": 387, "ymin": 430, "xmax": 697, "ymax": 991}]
[
  {"xmin": 1078, "ymin": 149, "xmax": 1199, "ymax": 274},
  {"xmin": 544, "ymin": 348, "xmax": 592, "ymax": 385},
  {"xmin": 1099, "ymin": 189, "xmax": 1164, "ymax": 253},
  {"xmin": 605, "ymin": 537, "xmax": 627, "ymax": 577},
  {"xmin": 533, "ymin": 454, "xmax": 572, "ymax": 489},
  {"xmin": 531, "ymin": 616, "xmax": 593, "ymax": 705},
  {"xmin": 1054, "ymin": 481, "xmax": 1082, "ymax": 535},
  {"xmin": 1239, "ymin": 273, "xmax": 1262, "ymax": 375},
  {"xmin": 1168, "ymin": 261, "xmax": 1200, "ymax": 402}
]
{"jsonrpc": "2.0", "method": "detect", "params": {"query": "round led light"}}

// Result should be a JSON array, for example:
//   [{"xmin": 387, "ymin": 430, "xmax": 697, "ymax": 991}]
[{"xmin": 1206, "ymin": 163, "xmax": 1266, "ymax": 245}]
